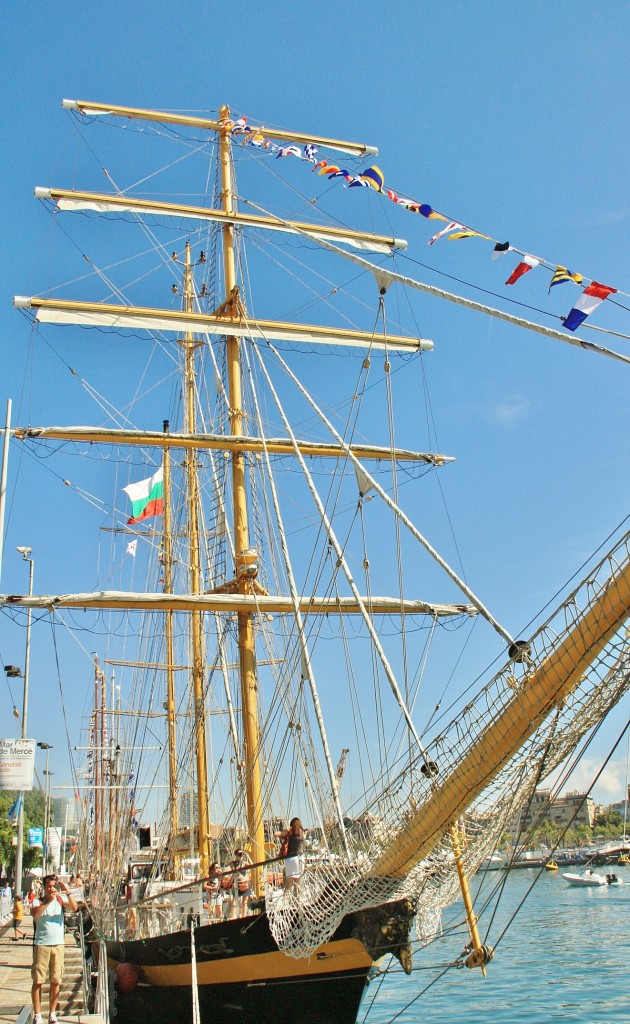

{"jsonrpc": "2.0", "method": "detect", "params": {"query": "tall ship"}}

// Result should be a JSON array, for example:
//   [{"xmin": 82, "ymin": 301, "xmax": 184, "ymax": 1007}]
[{"xmin": 2, "ymin": 99, "xmax": 629, "ymax": 1024}]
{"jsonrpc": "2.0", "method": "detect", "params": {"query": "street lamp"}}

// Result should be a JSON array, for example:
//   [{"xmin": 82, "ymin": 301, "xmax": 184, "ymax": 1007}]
[
  {"xmin": 3, "ymin": 665, "xmax": 22, "ymax": 721},
  {"xmin": 38, "ymin": 742, "xmax": 53, "ymax": 874},
  {"xmin": 43, "ymin": 772, "xmax": 55, "ymax": 872},
  {"xmin": 11, "ymin": 546, "xmax": 34, "ymax": 896}
]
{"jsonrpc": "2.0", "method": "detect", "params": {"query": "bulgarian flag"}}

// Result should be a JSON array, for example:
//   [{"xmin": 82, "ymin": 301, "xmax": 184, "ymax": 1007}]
[
  {"xmin": 563, "ymin": 281, "xmax": 617, "ymax": 332},
  {"xmin": 123, "ymin": 466, "xmax": 164, "ymax": 524}
]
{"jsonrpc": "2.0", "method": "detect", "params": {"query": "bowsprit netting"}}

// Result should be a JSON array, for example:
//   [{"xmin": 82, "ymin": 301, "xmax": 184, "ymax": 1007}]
[{"xmin": 266, "ymin": 530, "xmax": 630, "ymax": 958}]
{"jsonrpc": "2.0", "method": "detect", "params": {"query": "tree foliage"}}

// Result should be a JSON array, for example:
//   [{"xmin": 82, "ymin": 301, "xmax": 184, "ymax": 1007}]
[
  {"xmin": 593, "ymin": 808, "xmax": 623, "ymax": 830},
  {"xmin": 0, "ymin": 789, "xmax": 45, "ymax": 874}
]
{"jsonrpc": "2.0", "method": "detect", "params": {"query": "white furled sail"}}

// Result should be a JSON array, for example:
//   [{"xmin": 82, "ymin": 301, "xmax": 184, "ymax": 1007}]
[
  {"xmin": 14, "ymin": 296, "xmax": 432, "ymax": 353},
  {"xmin": 35, "ymin": 187, "xmax": 407, "ymax": 254}
]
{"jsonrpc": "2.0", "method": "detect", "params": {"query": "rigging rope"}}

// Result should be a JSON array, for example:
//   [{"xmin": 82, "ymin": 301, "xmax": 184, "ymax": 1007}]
[
  {"xmin": 244, "ymin": 197, "xmax": 630, "ymax": 366},
  {"xmin": 190, "ymin": 919, "xmax": 201, "ymax": 1024},
  {"xmin": 243, "ymin": 341, "xmax": 351, "ymax": 855},
  {"xmin": 265, "ymin": 341, "xmax": 513, "ymax": 644},
  {"xmin": 251, "ymin": 341, "xmax": 431, "ymax": 763}
]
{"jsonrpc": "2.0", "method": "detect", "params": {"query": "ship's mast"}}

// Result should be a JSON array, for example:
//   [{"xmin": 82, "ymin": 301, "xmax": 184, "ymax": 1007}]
[
  {"xmin": 218, "ymin": 106, "xmax": 266, "ymax": 881},
  {"xmin": 371, "ymin": 555, "xmax": 630, "ymax": 878},
  {"xmin": 181, "ymin": 243, "xmax": 211, "ymax": 874},
  {"xmin": 92, "ymin": 659, "xmax": 100, "ymax": 878},
  {"xmin": 162, "ymin": 420, "xmax": 179, "ymax": 864},
  {"xmin": 91, "ymin": 657, "xmax": 107, "ymax": 879}
]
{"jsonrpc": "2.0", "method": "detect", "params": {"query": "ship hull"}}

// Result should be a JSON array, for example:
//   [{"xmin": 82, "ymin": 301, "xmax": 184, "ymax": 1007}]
[
  {"xmin": 100, "ymin": 901, "xmax": 413, "ymax": 1024},
  {"xmin": 109, "ymin": 963, "xmax": 370, "ymax": 1024}
]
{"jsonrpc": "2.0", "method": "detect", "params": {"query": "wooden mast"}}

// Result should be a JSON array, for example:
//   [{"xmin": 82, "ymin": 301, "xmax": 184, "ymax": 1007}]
[
  {"xmin": 181, "ymin": 243, "xmax": 211, "ymax": 874},
  {"xmin": 91, "ymin": 658, "xmax": 107, "ymax": 879},
  {"xmin": 162, "ymin": 420, "xmax": 179, "ymax": 868},
  {"xmin": 218, "ymin": 105, "xmax": 266, "ymax": 886},
  {"xmin": 92, "ymin": 658, "xmax": 100, "ymax": 879},
  {"xmin": 371, "ymin": 556, "xmax": 630, "ymax": 878}
]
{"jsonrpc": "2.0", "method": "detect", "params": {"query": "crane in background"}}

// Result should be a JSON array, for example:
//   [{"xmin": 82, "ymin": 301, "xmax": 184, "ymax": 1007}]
[
  {"xmin": 336, "ymin": 748, "xmax": 350, "ymax": 786},
  {"xmin": 323, "ymin": 749, "xmax": 350, "ymax": 838}
]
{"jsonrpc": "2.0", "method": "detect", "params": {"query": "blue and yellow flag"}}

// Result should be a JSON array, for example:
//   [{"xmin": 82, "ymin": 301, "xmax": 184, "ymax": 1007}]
[
  {"xmin": 549, "ymin": 266, "xmax": 583, "ymax": 291},
  {"xmin": 448, "ymin": 229, "xmax": 491, "ymax": 242},
  {"xmin": 359, "ymin": 166, "xmax": 384, "ymax": 192}
]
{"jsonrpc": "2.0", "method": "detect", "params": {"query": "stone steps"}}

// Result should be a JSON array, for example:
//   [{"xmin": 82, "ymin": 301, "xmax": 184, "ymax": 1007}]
[
  {"xmin": 58, "ymin": 946, "xmax": 86, "ymax": 1015},
  {"xmin": 0, "ymin": 923, "xmax": 96, "ymax": 1024}
]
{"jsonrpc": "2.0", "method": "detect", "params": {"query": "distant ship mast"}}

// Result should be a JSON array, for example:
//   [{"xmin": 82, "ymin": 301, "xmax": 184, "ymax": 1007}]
[{"xmin": 178, "ymin": 241, "xmax": 212, "ymax": 874}]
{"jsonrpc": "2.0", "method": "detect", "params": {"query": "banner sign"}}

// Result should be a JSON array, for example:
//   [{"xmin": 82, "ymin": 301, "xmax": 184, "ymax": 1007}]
[
  {"xmin": 28, "ymin": 826, "xmax": 44, "ymax": 848},
  {"xmin": 0, "ymin": 738, "xmax": 36, "ymax": 790},
  {"xmin": 46, "ymin": 827, "xmax": 62, "ymax": 859}
]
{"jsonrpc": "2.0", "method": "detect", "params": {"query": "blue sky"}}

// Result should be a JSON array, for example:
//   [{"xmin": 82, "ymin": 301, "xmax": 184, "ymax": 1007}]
[{"xmin": 1, "ymin": 2, "xmax": 629, "ymax": 813}]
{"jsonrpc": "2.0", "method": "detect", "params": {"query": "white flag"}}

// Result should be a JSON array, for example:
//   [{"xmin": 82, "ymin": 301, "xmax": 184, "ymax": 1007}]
[
  {"xmin": 354, "ymin": 464, "xmax": 374, "ymax": 497},
  {"xmin": 126, "ymin": 540, "xmax": 137, "ymax": 558}
]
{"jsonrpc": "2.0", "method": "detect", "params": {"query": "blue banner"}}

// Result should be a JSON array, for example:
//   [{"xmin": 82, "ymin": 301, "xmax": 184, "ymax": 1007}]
[{"xmin": 28, "ymin": 826, "xmax": 44, "ymax": 848}]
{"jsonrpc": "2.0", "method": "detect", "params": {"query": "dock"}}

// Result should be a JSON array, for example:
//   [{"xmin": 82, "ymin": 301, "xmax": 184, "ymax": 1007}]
[{"xmin": 0, "ymin": 920, "xmax": 102, "ymax": 1024}]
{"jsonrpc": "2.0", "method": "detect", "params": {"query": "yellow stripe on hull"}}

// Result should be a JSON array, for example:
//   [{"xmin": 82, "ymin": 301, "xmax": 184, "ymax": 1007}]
[{"xmin": 108, "ymin": 937, "xmax": 373, "ymax": 987}]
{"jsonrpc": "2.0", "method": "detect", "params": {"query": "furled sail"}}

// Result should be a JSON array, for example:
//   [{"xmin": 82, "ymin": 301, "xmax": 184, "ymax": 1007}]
[
  {"xmin": 35, "ymin": 187, "xmax": 406, "ymax": 254},
  {"xmin": 15, "ymin": 296, "xmax": 432, "ymax": 352}
]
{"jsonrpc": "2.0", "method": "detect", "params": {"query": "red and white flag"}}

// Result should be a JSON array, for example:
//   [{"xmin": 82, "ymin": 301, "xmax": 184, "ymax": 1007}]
[{"xmin": 505, "ymin": 254, "xmax": 541, "ymax": 285}]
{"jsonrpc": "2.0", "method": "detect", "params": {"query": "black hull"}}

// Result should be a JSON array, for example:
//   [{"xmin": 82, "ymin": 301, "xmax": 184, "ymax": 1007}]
[
  {"xmin": 111, "ymin": 965, "xmax": 370, "ymax": 1024},
  {"xmin": 100, "ymin": 901, "xmax": 414, "ymax": 1024}
]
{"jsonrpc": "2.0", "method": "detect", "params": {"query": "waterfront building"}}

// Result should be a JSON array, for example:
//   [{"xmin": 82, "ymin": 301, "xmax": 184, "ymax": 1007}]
[{"xmin": 508, "ymin": 788, "xmax": 595, "ymax": 838}]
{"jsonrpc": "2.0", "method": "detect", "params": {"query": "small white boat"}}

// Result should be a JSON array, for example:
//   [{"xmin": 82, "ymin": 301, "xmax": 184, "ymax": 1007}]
[
  {"xmin": 478, "ymin": 853, "xmax": 504, "ymax": 872},
  {"xmin": 565, "ymin": 872, "xmax": 610, "ymax": 888}
]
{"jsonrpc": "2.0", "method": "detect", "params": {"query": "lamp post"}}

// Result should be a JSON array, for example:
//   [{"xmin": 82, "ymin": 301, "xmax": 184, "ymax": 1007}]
[
  {"xmin": 38, "ymin": 743, "xmax": 53, "ymax": 874},
  {"xmin": 12, "ymin": 546, "xmax": 34, "ymax": 896},
  {"xmin": 43, "ymin": 772, "xmax": 55, "ymax": 872}
]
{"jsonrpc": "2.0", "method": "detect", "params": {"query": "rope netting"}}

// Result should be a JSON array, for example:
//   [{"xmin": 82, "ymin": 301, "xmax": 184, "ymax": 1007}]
[{"xmin": 266, "ymin": 531, "xmax": 630, "ymax": 957}]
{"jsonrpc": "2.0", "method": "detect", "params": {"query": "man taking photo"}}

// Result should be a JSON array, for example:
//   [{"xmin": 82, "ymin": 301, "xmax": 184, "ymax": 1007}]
[{"xmin": 31, "ymin": 874, "xmax": 78, "ymax": 1024}]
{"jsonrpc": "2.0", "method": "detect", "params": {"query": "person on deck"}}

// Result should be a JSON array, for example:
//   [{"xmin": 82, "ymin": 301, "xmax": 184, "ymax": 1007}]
[
  {"xmin": 31, "ymin": 873, "xmax": 78, "ymax": 1024},
  {"xmin": 232, "ymin": 849, "xmax": 253, "ymax": 918},
  {"xmin": 202, "ymin": 863, "xmax": 224, "ymax": 921},
  {"xmin": 277, "ymin": 818, "xmax": 306, "ymax": 891}
]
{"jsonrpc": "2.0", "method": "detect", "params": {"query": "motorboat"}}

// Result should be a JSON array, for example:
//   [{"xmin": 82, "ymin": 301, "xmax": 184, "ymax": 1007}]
[
  {"xmin": 478, "ymin": 853, "xmax": 505, "ymax": 872},
  {"xmin": 562, "ymin": 869, "xmax": 620, "ymax": 887}
]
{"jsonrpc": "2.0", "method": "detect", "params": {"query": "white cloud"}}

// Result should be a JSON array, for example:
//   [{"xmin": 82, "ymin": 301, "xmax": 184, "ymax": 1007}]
[
  {"xmin": 547, "ymin": 755, "xmax": 627, "ymax": 805},
  {"xmin": 493, "ymin": 395, "xmax": 530, "ymax": 428},
  {"xmin": 586, "ymin": 208, "xmax": 630, "ymax": 228}
]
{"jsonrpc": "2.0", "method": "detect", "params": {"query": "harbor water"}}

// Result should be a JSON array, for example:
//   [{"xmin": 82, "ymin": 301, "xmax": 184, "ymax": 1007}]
[{"xmin": 364, "ymin": 865, "xmax": 630, "ymax": 1024}]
